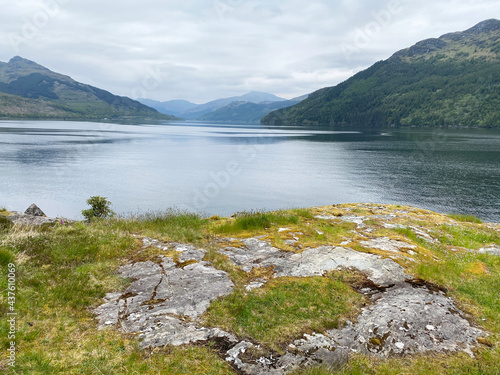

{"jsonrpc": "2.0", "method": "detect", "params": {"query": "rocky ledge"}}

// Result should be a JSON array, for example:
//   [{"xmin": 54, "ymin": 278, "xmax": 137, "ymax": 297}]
[
  {"xmin": 4, "ymin": 203, "xmax": 60, "ymax": 225},
  {"xmin": 94, "ymin": 204, "xmax": 498, "ymax": 374}
]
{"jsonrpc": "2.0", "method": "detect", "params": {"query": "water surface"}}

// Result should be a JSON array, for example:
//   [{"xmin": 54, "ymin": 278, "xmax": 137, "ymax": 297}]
[{"xmin": 0, "ymin": 120, "xmax": 499, "ymax": 222}]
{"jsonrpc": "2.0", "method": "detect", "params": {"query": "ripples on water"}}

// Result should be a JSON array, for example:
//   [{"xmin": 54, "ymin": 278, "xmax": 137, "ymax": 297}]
[{"xmin": 0, "ymin": 120, "xmax": 499, "ymax": 222}]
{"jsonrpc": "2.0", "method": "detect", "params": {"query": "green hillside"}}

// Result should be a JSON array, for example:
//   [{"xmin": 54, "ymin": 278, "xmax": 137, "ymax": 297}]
[
  {"xmin": 262, "ymin": 19, "xmax": 500, "ymax": 128},
  {"xmin": 0, "ymin": 57, "xmax": 178, "ymax": 121},
  {"xmin": 197, "ymin": 99, "xmax": 300, "ymax": 123}
]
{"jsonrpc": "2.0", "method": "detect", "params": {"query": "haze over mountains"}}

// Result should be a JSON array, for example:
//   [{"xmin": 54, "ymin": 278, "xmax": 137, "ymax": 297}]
[
  {"xmin": 1, "ymin": 19, "xmax": 499, "ymax": 127},
  {"xmin": 0, "ymin": 57, "xmax": 176, "ymax": 120},
  {"xmin": 262, "ymin": 19, "xmax": 500, "ymax": 128},
  {"xmin": 138, "ymin": 92, "xmax": 307, "ymax": 123}
]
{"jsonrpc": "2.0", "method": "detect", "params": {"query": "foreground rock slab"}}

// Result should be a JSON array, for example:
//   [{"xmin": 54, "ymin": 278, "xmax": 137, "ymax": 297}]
[
  {"xmin": 95, "ymin": 235, "xmax": 486, "ymax": 375},
  {"xmin": 220, "ymin": 238, "xmax": 409, "ymax": 287},
  {"xmin": 95, "ymin": 245, "xmax": 236, "ymax": 349}
]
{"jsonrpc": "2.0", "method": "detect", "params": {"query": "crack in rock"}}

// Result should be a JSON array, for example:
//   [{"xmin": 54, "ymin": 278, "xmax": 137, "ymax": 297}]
[
  {"xmin": 95, "ymin": 247, "xmax": 235, "ymax": 349},
  {"xmin": 95, "ymin": 237, "xmax": 487, "ymax": 375}
]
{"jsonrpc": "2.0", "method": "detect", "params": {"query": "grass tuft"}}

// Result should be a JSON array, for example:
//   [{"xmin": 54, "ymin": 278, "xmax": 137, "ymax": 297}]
[
  {"xmin": 203, "ymin": 275, "xmax": 366, "ymax": 352},
  {"xmin": 448, "ymin": 214, "xmax": 483, "ymax": 224},
  {"xmin": 110, "ymin": 209, "xmax": 208, "ymax": 243},
  {"xmin": 214, "ymin": 210, "xmax": 300, "ymax": 234}
]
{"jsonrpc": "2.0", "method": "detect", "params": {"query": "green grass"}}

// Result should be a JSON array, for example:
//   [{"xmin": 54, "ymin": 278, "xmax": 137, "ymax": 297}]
[
  {"xmin": 0, "ymin": 216, "xmax": 12, "ymax": 233},
  {"xmin": 436, "ymin": 224, "xmax": 499, "ymax": 249},
  {"xmin": 0, "ymin": 211, "xmax": 234, "ymax": 374},
  {"xmin": 448, "ymin": 214, "xmax": 484, "ymax": 224},
  {"xmin": 203, "ymin": 275, "xmax": 366, "ymax": 352},
  {"xmin": 1, "ymin": 204, "xmax": 500, "ymax": 374},
  {"xmin": 214, "ymin": 210, "xmax": 300, "ymax": 234},
  {"xmin": 109, "ymin": 209, "xmax": 209, "ymax": 243}
]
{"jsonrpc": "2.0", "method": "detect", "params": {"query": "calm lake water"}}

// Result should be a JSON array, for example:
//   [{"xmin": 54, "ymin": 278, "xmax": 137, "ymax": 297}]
[{"xmin": 1, "ymin": 120, "xmax": 499, "ymax": 222}]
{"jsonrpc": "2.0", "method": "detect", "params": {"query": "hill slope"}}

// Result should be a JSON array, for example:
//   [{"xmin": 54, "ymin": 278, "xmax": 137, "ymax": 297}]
[
  {"xmin": 141, "ymin": 91, "xmax": 286, "ymax": 120},
  {"xmin": 0, "ymin": 57, "xmax": 177, "ymax": 120},
  {"xmin": 197, "ymin": 99, "xmax": 302, "ymax": 123},
  {"xmin": 138, "ymin": 98, "xmax": 197, "ymax": 117},
  {"xmin": 262, "ymin": 19, "xmax": 500, "ymax": 128}
]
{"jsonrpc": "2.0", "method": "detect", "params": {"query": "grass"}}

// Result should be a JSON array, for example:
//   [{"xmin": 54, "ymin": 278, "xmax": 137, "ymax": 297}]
[
  {"xmin": 0, "ymin": 203, "xmax": 499, "ymax": 374},
  {"xmin": 0, "ymin": 212, "xmax": 229, "ymax": 374},
  {"xmin": 435, "ymin": 224, "xmax": 499, "ymax": 249},
  {"xmin": 110, "ymin": 209, "xmax": 209, "ymax": 244},
  {"xmin": 213, "ymin": 210, "xmax": 301, "ymax": 234},
  {"xmin": 0, "ymin": 216, "xmax": 13, "ymax": 234},
  {"xmin": 203, "ymin": 275, "xmax": 366, "ymax": 353},
  {"xmin": 448, "ymin": 213, "xmax": 484, "ymax": 224}
]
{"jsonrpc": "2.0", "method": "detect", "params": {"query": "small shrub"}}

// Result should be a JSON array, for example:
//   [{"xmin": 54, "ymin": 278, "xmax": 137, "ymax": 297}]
[
  {"xmin": 0, "ymin": 216, "xmax": 13, "ymax": 233},
  {"xmin": 81, "ymin": 196, "xmax": 115, "ymax": 222},
  {"xmin": 0, "ymin": 248, "xmax": 15, "ymax": 267}
]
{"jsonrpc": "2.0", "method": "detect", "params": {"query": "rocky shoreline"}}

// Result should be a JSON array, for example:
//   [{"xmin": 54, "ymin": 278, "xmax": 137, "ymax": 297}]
[
  {"xmin": 3, "ymin": 203, "xmax": 63, "ymax": 226},
  {"xmin": 3, "ymin": 202, "xmax": 499, "ymax": 373},
  {"xmin": 92, "ymin": 204, "xmax": 499, "ymax": 374}
]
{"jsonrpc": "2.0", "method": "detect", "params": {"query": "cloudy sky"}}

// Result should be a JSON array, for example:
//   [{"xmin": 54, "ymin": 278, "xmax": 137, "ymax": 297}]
[{"xmin": 1, "ymin": 0, "xmax": 499, "ymax": 103}]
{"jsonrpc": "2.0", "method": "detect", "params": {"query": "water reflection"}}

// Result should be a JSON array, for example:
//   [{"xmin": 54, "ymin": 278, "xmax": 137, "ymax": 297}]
[{"xmin": 0, "ymin": 120, "xmax": 499, "ymax": 222}]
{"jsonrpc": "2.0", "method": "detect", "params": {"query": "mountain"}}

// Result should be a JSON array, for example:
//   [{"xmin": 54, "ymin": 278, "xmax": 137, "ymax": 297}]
[
  {"xmin": 142, "ymin": 91, "xmax": 287, "ymax": 120},
  {"xmin": 262, "ymin": 19, "xmax": 500, "ymax": 128},
  {"xmin": 197, "ymin": 99, "xmax": 304, "ymax": 123},
  {"xmin": 181, "ymin": 91, "xmax": 286, "ymax": 119},
  {"xmin": 0, "ymin": 56, "xmax": 178, "ymax": 120},
  {"xmin": 138, "ymin": 98, "xmax": 197, "ymax": 117}
]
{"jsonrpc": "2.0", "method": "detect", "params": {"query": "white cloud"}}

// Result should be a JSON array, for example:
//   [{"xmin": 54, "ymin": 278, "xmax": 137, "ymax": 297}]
[{"xmin": 0, "ymin": 0, "xmax": 499, "ymax": 103}]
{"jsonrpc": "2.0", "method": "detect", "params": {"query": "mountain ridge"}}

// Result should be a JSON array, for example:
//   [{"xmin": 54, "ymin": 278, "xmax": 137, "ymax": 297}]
[
  {"xmin": 0, "ymin": 56, "xmax": 177, "ymax": 121},
  {"xmin": 262, "ymin": 19, "xmax": 500, "ymax": 128},
  {"xmin": 139, "ymin": 91, "xmax": 287, "ymax": 119}
]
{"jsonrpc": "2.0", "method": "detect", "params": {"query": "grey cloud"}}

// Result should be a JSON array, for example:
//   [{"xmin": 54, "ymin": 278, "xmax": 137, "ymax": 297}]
[{"xmin": 1, "ymin": 0, "xmax": 499, "ymax": 103}]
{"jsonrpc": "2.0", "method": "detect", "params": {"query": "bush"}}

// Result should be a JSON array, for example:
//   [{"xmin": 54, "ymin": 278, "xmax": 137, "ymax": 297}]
[
  {"xmin": 81, "ymin": 196, "xmax": 115, "ymax": 222},
  {"xmin": 0, "ymin": 216, "xmax": 12, "ymax": 233}
]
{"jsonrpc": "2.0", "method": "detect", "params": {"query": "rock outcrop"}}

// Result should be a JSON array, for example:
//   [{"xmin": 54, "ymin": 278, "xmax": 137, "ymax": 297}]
[
  {"xmin": 95, "ymin": 228, "xmax": 487, "ymax": 375},
  {"xmin": 24, "ymin": 203, "xmax": 46, "ymax": 217},
  {"xmin": 6, "ymin": 204, "xmax": 58, "ymax": 226}
]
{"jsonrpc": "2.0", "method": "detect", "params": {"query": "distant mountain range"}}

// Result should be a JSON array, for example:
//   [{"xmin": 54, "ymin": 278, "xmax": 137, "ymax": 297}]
[
  {"xmin": 262, "ymin": 19, "xmax": 500, "ymax": 128},
  {"xmin": 0, "ymin": 57, "xmax": 176, "ymax": 120},
  {"xmin": 139, "ymin": 91, "xmax": 306, "ymax": 123}
]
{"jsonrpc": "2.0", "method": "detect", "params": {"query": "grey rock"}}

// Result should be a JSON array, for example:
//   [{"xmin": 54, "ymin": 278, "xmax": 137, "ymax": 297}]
[
  {"xmin": 325, "ymin": 283, "xmax": 484, "ymax": 357},
  {"xmin": 310, "ymin": 347, "xmax": 348, "ymax": 370},
  {"xmin": 221, "ymin": 241, "xmax": 409, "ymax": 287},
  {"xmin": 409, "ymin": 226, "xmax": 438, "ymax": 243},
  {"xmin": 246, "ymin": 279, "xmax": 266, "ymax": 292},
  {"xmin": 152, "ymin": 261, "xmax": 234, "ymax": 319},
  {"xmin": 96, "ymin": 237, "xmax": 488, "ymax": 375},
  {"xmin": 178, "ymin": 248, "xmax": 206, "ymax": 262},
  {"xmin": 24, "ymin": 203, "xmax": 46, "ymax": 217},
  {"xmin": 94, "ymin": 292, "xmax": 125, "ymax": 327},
  {"xmin": 6, "ymin": 212, "xmax": 57, "ymax": 226},
  {"xmin": 94, "ymin": 251, "xmax": 235, "ymax": 348},
  {"xmin": 138, "ymin": 318, "xmax": 237, "ymax": 349},
  {"xmin": 360, "ymin": 237, "xmax": 417, "ymax": 253},
  {"xmin": 478, "ymin": 245, "xmax": 500, "ymax": 256},
  {"xmin": 315, "ymin": 215, "xmax": 367, "ymax": 228}
]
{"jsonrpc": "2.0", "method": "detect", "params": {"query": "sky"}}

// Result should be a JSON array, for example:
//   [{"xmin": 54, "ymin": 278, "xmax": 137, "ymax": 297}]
[{"xmin": 1, "ymin": 0, "xmax": 499, "ymax": 104}]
